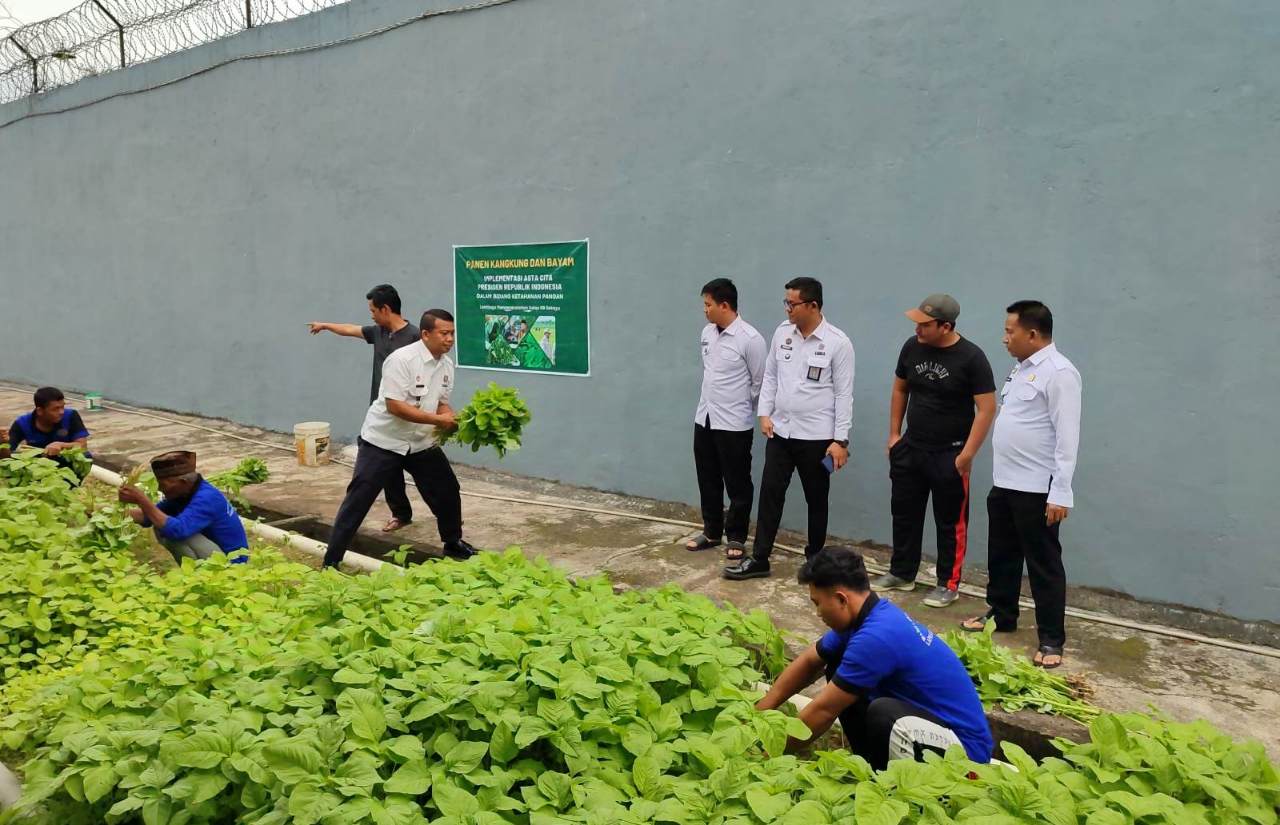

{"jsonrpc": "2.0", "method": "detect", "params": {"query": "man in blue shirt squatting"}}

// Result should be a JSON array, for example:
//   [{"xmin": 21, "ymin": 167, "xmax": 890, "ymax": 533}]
[
  {"xmin": 0, "ymin": 386, "xmax": 91, "ymax": 474},
  {"xmin": 117, "ymin": 450, "xmax": 250, "ymax": 565},
  {"xmin": 755, "ymin": 546, "xmax": 993, "ymax": 769}
]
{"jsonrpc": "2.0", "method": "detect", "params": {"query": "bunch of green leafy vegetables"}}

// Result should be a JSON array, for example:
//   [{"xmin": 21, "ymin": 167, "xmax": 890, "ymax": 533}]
[
  {"xmin": 207, "ymin": 457, "xmax": 271, "ymax": 512},
  {"xmin": 942, "ymin": 624, "xmax": 1099, "ymax": 724},
  {"xmin": 438, "ymin": 383, "xmax": 532, "ymax": 458}
]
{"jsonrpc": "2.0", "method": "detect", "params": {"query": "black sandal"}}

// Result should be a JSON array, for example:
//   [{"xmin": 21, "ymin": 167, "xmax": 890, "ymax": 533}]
[
  {"xmin": 1033, "ymin": 645, "xmax": 1064, "ymax": 669},
  {"xmin": 724, "ymin": 541, "xmax": 747, "ymax": 561},
  {"xmin": 685, "ymin": 533, "xmax": 721, "ymax": 552}
]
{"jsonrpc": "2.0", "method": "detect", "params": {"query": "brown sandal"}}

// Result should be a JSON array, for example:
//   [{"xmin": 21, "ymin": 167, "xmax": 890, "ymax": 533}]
[
  {"xmin": 382, "ymin": 517, "xmax": 411, "ymax": 533},
  {"xmin": 959, "ymin": 610, "xmax": 1016, "ymax": 634}
]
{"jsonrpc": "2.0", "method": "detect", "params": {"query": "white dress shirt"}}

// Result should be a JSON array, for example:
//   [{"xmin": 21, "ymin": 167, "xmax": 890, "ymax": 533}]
[
  {"xmin": 992, "ymin": 343, "xmax": 1082, "ymax": 507},
  {"xmin": 694, "ymin": 316, "xmax": 767, "ymax": 431},
  {"xmin": 757, "ymin": 318, "xmax": 855, "ymax": 442},
  {"xmin": 361, "ymin": 340, "xmax": 454, "ymax": 455}
]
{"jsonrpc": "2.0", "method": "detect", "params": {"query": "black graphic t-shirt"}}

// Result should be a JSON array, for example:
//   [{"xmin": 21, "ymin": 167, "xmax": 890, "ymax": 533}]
[{"xmin": 895, "ymin": 337, "xmax": 996, "ymax": 450}]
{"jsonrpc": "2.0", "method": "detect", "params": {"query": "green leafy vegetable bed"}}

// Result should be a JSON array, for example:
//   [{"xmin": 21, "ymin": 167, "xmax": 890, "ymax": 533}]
[{"xmin": 1, "ymin": 451, "xmax": 1276, "ymax": 825}]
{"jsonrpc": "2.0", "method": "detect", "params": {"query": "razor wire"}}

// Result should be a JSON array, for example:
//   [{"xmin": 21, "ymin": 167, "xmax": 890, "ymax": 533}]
[{"xmin": 1, "ymin": 0, "xmax": 350, "ymax": 103}]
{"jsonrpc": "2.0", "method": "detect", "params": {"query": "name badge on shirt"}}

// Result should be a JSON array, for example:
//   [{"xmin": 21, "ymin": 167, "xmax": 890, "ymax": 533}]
[{"xmin": 806, "ymin": 354, "xmax": 830, "ymax": 382}]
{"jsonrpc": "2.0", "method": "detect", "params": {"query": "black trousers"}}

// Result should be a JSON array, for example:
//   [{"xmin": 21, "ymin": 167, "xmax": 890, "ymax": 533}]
[
  {"xmin": 751, "ymin": 436, "xmax": 831, "ymax": 561},
  {"xmin": 382, "ymin": 471, "xmax": 412, "ymax": 523},
  {"xmin": 692, "ymin": 418, "xmax": 755, "ymax": 544},
  {"xmin": 889, "ymin": 442, "xmax": 971, "ymax": 590},
  {"xmin": 324, "ymin": 439, "xmax": 463, "ymax": 567},
  {"xmin": 840, "ymin": 696, "xmax": 964, "ymax": 771},
  {"xmin": 985, "ymin": 486, "xmax": 1066, "ymax": 647}
]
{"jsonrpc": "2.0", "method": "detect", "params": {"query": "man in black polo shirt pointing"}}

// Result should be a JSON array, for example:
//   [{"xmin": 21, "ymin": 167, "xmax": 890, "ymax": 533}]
[{"xmin": 873, "ymin": 295, "xmax": 996, "ymax": 607}]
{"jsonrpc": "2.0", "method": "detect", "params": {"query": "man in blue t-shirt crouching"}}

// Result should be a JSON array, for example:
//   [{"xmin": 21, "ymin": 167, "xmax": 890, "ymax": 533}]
[
  {"xmin": 756, "ymin": 546, "xmax": 993, "ymax": 769},
  {"xmin": 118, "ymin": 450, "xmax": 249, "ymax": 565},
  {"xmin": 1, "ymin": 386, "xmax": 91, "ymax": 473}
]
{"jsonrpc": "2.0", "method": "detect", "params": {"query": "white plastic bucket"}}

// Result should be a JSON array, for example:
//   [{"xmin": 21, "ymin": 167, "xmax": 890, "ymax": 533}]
[{"xmin": 293, "ymin": 422, "xmax": 331, "ymax": 466}]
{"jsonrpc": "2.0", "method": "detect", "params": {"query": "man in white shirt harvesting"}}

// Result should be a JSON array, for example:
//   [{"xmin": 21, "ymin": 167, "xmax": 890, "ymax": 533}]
[
  {"xmin": 961, "ymin": 300, "xmax": 1081, "ymax": 669},
  {"xmin": 686, "ymin": 278, "xmax": 767, "ymax": 562},
  {"xmin": 725, "ymin": 276, "xmax": 854, "ymax": 580},
  {"xmin": 323, "ymin": 309, "xmax": 479, "ymax": 568}
]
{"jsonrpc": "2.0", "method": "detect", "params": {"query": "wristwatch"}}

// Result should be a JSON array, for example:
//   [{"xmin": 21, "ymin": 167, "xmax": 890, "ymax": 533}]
[{"xmin": 834, "ymin": 439, "xmax": 849, "ymax": 448}]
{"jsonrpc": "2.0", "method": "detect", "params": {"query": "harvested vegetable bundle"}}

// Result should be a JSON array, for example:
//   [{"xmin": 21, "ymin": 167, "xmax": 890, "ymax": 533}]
[{"xmin": 438, "ymin": 382, "xmax": 531, "ymax": 457}]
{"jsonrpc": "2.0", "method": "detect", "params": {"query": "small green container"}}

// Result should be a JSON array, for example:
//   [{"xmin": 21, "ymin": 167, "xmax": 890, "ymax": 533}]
[{"xmin": 85, "ymin": 392, "xmax": 104, "ymax": 412}]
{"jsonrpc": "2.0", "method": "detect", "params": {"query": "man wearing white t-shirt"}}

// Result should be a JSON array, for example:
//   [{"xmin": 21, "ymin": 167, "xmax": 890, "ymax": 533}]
[{"xmin": 323, "ymin": 309, "xmax": 478, "ymax": 567}]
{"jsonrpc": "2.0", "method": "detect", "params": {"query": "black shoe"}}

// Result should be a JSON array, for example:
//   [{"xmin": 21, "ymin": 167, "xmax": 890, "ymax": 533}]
[
  {"xmin": 442, "ymin": 539, "xmax": 477, "ymax": 560},
  {"xmin": 723, "ymin": 557, "xmax": 770, "ymax": 580}
]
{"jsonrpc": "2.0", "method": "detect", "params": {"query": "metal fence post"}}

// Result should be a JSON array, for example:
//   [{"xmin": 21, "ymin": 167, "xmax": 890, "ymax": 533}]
[
  {"xmin": 91, "ymin": 0, "xmax": 127, "ymax": 69},
  {"xmin": 7, "ymin": 33, "xmax": 36, "ymax": 95},
  {"xmin": 245, "ymin": 0, "xmax": 253, "ymax": 28}
]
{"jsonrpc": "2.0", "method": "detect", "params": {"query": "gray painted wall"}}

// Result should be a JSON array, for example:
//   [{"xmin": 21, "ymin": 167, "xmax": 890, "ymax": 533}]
[{"xmin": 3, "ymin": 0, "xmax": 1278, "ymax": 622}]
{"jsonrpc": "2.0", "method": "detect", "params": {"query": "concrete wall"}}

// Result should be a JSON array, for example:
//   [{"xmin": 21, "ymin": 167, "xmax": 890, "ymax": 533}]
[{"xmin": 3, "ymin": 0, "xmax": 1278, "ymax": 622}]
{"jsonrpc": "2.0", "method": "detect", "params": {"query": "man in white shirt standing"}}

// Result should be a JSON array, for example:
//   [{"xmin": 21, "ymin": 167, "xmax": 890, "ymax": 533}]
[
  {"xmin": 725, "ymin": 277, "xmax": 855, "ymax": 580},
  {"xmin": 686, "ymin": 278, "xmax": 767, "ymax": 561},
  {"xmin": 323, "ymin": 309, "xmax": 478, "ymax": 568},
  {"xmin": 961, "ymin": 300, "xmax": 1081, "ymax": 669}
]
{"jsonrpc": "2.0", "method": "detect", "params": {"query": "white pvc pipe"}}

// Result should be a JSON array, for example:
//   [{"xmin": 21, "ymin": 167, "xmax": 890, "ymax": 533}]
[{"xmin": 88, "ymin": 465, "xmax": 388, "ymax": 574}]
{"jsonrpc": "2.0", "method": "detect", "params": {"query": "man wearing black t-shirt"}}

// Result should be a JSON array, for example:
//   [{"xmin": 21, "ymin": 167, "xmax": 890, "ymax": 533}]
[
  {"xmin": 872, "ymin": 295, "xmax": 996, "ymax": 607},
  {"xmin": 308, "ymin": 284, "xmax": 420, "ymax": 533}
]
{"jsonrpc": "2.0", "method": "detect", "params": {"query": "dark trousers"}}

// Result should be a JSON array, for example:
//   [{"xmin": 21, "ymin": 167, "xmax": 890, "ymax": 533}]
[
  {"xmin": 840, "ymin": 696, "xmax": 962, "ymax": 771},
  {"xmin": 692, "ymin": 418, "xmax": 755, "ymax": 543},
  {"xmin": 324, "ymin": 439, "xmax": 463, "ymax": 567},
  {"xmin": 751, "ymin": 436, "xmax": 831, "ymax": 561},
  {"xmin": 382, "ymin": 471, "xmax": 412, "ymax": 523},
  {"xmin": 985, "ymin": 486, "xmax": 1066, "ymax": 647},
  {"xmin": 889, "ymin": 442, "xmax": 971, "ymax": 590}
]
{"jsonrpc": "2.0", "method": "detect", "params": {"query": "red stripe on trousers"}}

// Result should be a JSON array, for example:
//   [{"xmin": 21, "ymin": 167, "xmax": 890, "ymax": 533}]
[{"xmin": 948, "ymin": 473, "xmax": 970, "ymax": 590}]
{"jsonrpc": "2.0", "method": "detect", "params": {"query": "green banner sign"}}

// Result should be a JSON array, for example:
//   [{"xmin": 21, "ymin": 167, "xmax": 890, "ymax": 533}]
[{"xmin": 453, "ymin": 240, "xmax": 590, "ymax": 376}]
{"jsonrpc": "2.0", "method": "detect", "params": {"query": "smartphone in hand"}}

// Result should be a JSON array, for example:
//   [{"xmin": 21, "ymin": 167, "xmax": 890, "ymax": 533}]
[{"xmin": 822, "ymin": 454, "xmax": 835, "ymax": 474}]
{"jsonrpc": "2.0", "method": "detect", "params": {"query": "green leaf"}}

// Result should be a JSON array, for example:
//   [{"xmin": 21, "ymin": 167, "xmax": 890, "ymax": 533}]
[
  {"xmin": 385, "ymin": 735, "xmax": 426, "ymax": 763},
  {"xmin": 781, "ymin": 800, "xmax": 831, "ymax": 824},
  {"xmin": 334, "ymin": 750, "xmax": 383, "ymax": 793},
  {"xmin": 82, "ymin": 763, "xmax": 117, "ymax": 803},
  {"xmin": 745, "ymin": 788, "xmax": 793, "ymax": 822},
  {"xmin": 432, "ymin": 780, "xmax": 480, "ymax": 818},
  {"xmin": 289, "ymin": 782, "xmax": 343, "ymax": 825},
  {"xmin": 170, "ymin": 731, "xmax": 230, "ymax": 770},
  {"xmin": 263, "ymin": 738, "xmax": 324, "ymax": 786},
  {"xmin": 384, "ymin": 759, "xmax": 432, "ymax": 796},
  {"xmin": 338, "ymin": 688, "xmax": 388, "ymax": 742},
  {"xmin": 444, "ymin": 740, "xmax": 489, "ymax": 775},
  {"xmin": 489, "ymin": 721, "xmax": 519, "ymax": 764}
]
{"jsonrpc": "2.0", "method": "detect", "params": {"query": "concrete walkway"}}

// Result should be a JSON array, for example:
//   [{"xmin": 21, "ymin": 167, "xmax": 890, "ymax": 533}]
[{"xmin": 2, "ymin": 386, "xmax": 1277, "ymax": 758}]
